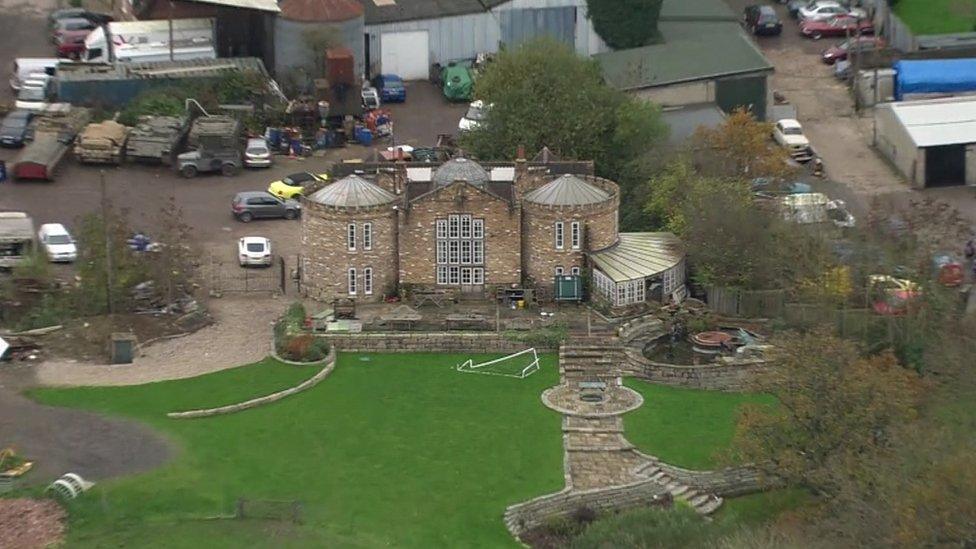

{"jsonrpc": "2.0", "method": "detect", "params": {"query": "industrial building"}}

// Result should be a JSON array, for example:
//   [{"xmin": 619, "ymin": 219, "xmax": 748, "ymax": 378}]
[
  {"xmin": 594, "ymin": 0, "xmax": 774, "ymax": 120},
  {"xmin": 875, "ymin": 97, "xmax": 976, "ymax": 188}
]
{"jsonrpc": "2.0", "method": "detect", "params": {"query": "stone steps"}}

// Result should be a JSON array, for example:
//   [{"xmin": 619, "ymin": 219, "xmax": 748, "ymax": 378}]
[{"xmin": 635, "ymin": 460, "xmax": 724, "ymax": 516}]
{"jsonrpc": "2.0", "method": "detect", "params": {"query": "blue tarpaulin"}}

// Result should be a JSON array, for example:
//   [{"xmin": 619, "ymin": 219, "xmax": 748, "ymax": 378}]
[{"xmin": 895, "ymin": 58, "xmax": 976, "ymax": 100}]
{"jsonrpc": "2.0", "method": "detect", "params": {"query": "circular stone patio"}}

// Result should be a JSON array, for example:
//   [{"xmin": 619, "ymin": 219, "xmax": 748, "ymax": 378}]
[{"xmin": 541, "ymin": 382, "xmax": 644, "ymax": 417}]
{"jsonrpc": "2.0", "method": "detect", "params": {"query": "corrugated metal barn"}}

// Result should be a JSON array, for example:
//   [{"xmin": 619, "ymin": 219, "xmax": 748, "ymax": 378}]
[{"xmin": 362, "ymin": 0, "xmax": 608, "ymax": 80}]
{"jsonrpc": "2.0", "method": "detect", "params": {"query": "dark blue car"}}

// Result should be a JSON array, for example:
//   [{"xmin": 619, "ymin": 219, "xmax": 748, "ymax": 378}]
[
  {"xmin": 0, "ymin": 110, "xmax": 33, "ymax": 148},
  {"xmin": 372, "ymin": 74, "xmax": 406, "ymax": 103}
]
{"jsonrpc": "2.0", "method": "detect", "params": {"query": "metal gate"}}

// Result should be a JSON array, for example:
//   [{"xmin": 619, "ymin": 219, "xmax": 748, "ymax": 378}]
[{"xmin": 209, "ymin": 256, "xmax": 286, "ymax": 295}]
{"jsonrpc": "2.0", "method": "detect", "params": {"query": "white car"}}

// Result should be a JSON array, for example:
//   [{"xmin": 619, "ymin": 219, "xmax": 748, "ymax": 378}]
[
  {"xmin": 799, "ymin": 1, "xmax": 865, "ymax": 21},
  {"xmin": 458, "ymin": 100, "xmax": 488, "ymax": 132},
  {"xmin": 238, "ymin": 236, "xmax": 272, "ymax": 267},
  {"xmin": 772, "ymin": 119, "xmax": 812, "ymax": 159},
  {"xmin": 14, "ymin": 85, "xmax": 49, "ymax": 112},
  {"xmin": 37, "ymin": 223, "xmax": 77, "ymax": 262},
  {"xmin": 244, "ymin": 137, "xmax": 272, "ymax": 168}
]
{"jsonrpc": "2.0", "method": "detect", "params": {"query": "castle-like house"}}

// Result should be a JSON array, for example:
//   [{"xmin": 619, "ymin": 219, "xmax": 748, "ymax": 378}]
[{"xmin": 299, "ymin": 152, "xmax": 685, "ymax": 309}]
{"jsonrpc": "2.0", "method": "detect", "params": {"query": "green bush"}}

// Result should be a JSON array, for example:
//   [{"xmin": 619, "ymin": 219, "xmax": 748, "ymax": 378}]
[
  {"xmin": 17, "ymin": 293, "xmax": 73, "ymax": 331},
  {"xmin": 570, "ymin": 506, "xmax": 730, "ymax": 548},
  {"xmin": 504, "ymin": 323, "xmax": 568, "ymax": 348},
  {"xmin": 117, "ymin": 91, "xmax": 185, "ymax": 127}
]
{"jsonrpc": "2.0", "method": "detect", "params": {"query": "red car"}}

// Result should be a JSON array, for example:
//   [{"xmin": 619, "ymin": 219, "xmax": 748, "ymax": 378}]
[
  {"xmin": 55, "ymin": 31, "xmax": 89, "ymax": 58},
  {"xmin": 800, "ymin": 15, "xmax": 874, "ymax": 40},
  {"xmin": 821, "ymin": 36, "xmax": 886, "ymax": 64}
]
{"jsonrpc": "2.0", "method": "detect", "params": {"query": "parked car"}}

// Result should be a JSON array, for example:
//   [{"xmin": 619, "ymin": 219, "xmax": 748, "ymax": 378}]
[
  {"xmin": 37, "ymin": 223, "xmax": 77, "ymax": 263},
  {"xmin": 177, "ymin": 148, "xmax": 241, "ymax": 178},
  {"xmin": 48, "ymin": 8, "xmax": 111, "ymax": 27},
  {"xmin": 232, "ymin": 191, "xmax": 301, "ymax": 223},
  {"xmin": 55, "ymin": 28, "xmax": 91, "ymax": 58},
  {"xmin": 798, "ymin": 1, "xmax": 865, "ymax": 21},
  {"xmin": 458, "ymin": 100, "xmax": 488, "ymax": 132},
  {"xmin": 772, "ymin": 119, "xmax": 813, "ymax": 161},
  {"xmin": 800, "ymin": 15, "xmax": 873, "ymax": 39},
  {"xmin": 371, "ymin": 74, "xmax": 406, "ymax": 103},
  {"xmin": 14, "ymin": 85, "xmax": 49, "ymax": 112},
  {"xmin": 238, "ymin": 236, "xmax": 272, "ymax": 267},
  {"xmin": 751, "ymin": 177, "xmax": 812, "ymax": 198},
  {"xmin": 743, "ymin": 5, "xmax": 783, "ymax": 36},
  {"xmin": 821, "ymin": 36, "xmax": 885, "ymax": 64},
  {"xmin": 442, "ymin": 61, "xmax": 474, "ymax": 102},
  {"xmin": 244, "ymin": 137, "xmax": 272, "ymax": 168},
  {"xmin": 0, "ymin": 110, "xmax": 33, "ymax": 148},
  {"xmin": 51, "ymin": 17, "xmax": 96, "ymax": 43},
  {"xmin": 267, "ymin": 172, "xmax": 328, "ymax": 199}
]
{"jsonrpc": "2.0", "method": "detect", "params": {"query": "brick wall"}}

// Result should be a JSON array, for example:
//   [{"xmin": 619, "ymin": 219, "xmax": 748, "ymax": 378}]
[
  {"xmin": 399, "ymin": 181, "xmax": 521, "ymax": 287},
  {"xmin": 301, "ymin": 202, "xmax": 398, "ymax": 303},
  {"xmin": 316, "ymin": 332, "xmax": 555, "ymax": 353}
]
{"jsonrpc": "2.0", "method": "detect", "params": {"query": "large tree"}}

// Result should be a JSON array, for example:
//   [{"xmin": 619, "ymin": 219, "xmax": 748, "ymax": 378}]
[
  {"xmin": 586, "ymin": 0, "xmax": 664, "ymax": 49},
  {"xmin": 461, "ymin": 38, "xmax": 666, "ymax": 230}
]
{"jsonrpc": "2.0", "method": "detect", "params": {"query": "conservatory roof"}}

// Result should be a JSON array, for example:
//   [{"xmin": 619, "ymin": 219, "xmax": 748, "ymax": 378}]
[{"xmin": 590, "ymin": 232, "xmax": 684, "ymax": 283}]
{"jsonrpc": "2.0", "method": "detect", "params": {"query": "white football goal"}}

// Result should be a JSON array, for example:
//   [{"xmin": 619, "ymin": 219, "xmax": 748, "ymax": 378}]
[{"xmin": 456, "ymin": 348, "xmax": 540, "ymax": 379}]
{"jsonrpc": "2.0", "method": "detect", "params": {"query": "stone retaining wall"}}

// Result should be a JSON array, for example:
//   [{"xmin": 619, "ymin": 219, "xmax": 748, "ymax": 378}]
[
  {"xmin": 625, "ymin": 349, "xmax": 767, "ymax": 392},
  {"xmin": 650, "ymin": 458, "xmax": 767, "ymax": 498},
  {"xmin": 503, "ymin": 480, "xmax": 669, "ymax": 537},
  {"xmin": 315, "ymin": 332, "xmax": 555, "ymax": 354},
  {"xmin": 167, "ymin": 349, "xmax": 336, "ymax": 419}
]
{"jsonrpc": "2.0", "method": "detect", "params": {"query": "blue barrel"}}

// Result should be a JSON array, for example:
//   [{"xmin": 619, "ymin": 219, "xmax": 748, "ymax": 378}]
[
  {"xmin": 266, "ymin": 128, "xmax": 282, "ymax": 148},
  {"xmin": 356, "ymin": 127, "xmax": 373, "ymax": 146}
]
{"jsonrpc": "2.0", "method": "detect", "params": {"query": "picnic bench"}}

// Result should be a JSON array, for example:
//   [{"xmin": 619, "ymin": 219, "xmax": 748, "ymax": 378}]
[{"xmin": 413, "ymin": 289, "xmax": 453, "ymax": 308}]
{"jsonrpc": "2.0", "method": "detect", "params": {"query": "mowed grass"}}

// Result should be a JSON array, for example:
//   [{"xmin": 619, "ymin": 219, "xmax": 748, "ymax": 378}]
[
  {"xmin": 894, "ymin": 0, "xmax": 976, "ymax": 35},
  {"xmin": 622, "ymin": 380, "xmax": 776, "ymax": 470},
  {"xmin": 31, "ymin": 353, "xmax": 563, "ymax": 548}
]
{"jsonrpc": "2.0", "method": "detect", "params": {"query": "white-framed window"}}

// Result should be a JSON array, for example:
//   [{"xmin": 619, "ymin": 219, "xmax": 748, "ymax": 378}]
[
  {"xmin": 448, "ymin": 215, "xmax": 460, "ymax": 238},
  {"xmin": 472, "ymin": 240, "xmax": 484, "ymax": 264},
  {"xmin": 436, "ymin": 240, "xmax": 448, "ymax": 264},
  {"xmin": 449, "ymin": 241, "xmax": 460, "ymax": 264},
  {"xmin": 571, "ymin": 266, "xmax": 581, "ymax": 276},
  {"xmin": 571, "ymin": 221, "xmax": 581, "ymax": 250},
  {"xmin": 555, "ymin": 266, "xmax": 564, "ymax": 277},
  {"xmin": 347, "ymin": 268, "xmax": 357, "ymax": 295},
  {"xmin": 554, "ymin": 222, "xmax": 564, "ymax": 250},
  {"xmin": 363, "ymin": 267, "xmax": 373, "ymax": 295},
  {"xmin": 437, "ymin": 214, "xmax": 485, "ymax": 285},
  {"xmin": 363, "ymin": 223, "xmax": 372, "ymax": 251},
  {"xmin": 473, "ymin": 268, "xmax": 484, "ymax": 285},
  {"xmin": 347, "ymin": 223, "xmax": 356, "ymax": 251}
]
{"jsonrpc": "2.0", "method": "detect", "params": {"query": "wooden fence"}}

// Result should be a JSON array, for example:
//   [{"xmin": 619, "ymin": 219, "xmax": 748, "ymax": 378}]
[{"xmin": 705, "ymin": 287, "xmax": 786, "ymax": 319}]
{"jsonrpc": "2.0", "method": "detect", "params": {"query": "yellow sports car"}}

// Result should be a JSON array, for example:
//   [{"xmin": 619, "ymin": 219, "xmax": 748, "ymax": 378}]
[{"xmin": 267, "ymin": 172, "xmax": 329, "ymax": 199}]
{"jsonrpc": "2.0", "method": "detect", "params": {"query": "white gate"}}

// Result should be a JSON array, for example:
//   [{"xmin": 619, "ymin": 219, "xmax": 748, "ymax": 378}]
[{"xmin": 380, "ymin": 30, "xmax": 430, "ymax": 80}]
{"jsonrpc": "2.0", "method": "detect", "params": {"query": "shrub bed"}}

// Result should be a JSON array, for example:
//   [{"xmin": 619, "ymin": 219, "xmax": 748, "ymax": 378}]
[{"xmin": 274, "ymin": 302, "xmax": 330, "ymax": 363}]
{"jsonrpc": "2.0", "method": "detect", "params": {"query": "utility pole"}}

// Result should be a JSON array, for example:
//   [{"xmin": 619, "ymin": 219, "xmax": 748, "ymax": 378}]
[{"xmin": 100, "ymin": 171, "xmax": 114, "ymax": 315}]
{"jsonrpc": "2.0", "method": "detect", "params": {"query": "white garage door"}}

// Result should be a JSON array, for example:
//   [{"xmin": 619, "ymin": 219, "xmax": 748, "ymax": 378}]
[{"xmin": 380, "ymin": 30, "xmax": 429, "ymax": 80}]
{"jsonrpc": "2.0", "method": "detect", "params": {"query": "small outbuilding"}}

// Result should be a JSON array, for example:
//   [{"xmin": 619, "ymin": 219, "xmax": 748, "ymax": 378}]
[{"xmin": 874, "ymin": 96, "xmax": 976, "ymax": 188}]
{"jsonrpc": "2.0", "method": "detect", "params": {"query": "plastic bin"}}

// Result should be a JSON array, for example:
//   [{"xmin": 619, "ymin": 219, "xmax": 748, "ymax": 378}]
[{"xmin": 355, "ymin": 127, "xmax": 373, "ymax": 146}]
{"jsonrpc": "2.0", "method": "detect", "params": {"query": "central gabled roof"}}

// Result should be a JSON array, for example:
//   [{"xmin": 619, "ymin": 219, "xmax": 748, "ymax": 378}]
[
  {"xmin": 307, "ymin": 175, "xmax": 396, "ymax": 208},
  {"xmin": 524, "ymin": 174, "xmax": 611, "ymax": 206}
]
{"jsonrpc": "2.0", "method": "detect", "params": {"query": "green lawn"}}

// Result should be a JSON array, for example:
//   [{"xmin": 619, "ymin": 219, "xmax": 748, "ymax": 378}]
[
  {"xmin": 622, "ymin": 380, "xmax": 776, "ymax": 469},
  {"xmin": 31, "ymin": 353, "xmax": 563, "ymax": 548},
  {"xmin": 894, "ymin": 0, "xmax": 976, "ymax": 35}
]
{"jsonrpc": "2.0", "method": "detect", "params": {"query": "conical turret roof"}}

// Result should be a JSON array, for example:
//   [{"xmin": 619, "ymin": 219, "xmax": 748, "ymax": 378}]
[
  {"xmin": 307, "ymin": 175, "xmax": 396, "ymax": 208},
  {"xmin": 432, "ymin": 157, "xmax": 490, "ymax": 188},
  {"xmin": 524, "ymin": 174, "xmax": 611, "ymax": 206}
]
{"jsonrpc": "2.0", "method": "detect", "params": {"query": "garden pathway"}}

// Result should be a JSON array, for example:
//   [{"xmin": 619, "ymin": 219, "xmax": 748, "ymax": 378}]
[
  {"xmin": 551, "ymin": 341, "xmax": 723, "ymax": 514},
  {"xmin": 3, "ymin": 298, "xmax": 287, "ymax": 388}
]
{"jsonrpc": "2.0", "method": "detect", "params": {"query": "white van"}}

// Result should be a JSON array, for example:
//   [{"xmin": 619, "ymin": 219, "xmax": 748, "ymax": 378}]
[{"xmin": 10, "ymin": 58, "xmax": 59, "ymax": 90}]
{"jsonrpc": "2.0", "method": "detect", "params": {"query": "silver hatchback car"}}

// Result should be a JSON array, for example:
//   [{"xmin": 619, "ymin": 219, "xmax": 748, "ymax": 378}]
[{"xmin": 244, "ymin": 137, "xmax": 272, "ymax": 168}]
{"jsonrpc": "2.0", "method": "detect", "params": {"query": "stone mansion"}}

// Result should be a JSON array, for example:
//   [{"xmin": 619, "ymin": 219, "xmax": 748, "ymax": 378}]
[{"xmin": 299, "ymin": 152, "xmax": 686, "ymax": 309}]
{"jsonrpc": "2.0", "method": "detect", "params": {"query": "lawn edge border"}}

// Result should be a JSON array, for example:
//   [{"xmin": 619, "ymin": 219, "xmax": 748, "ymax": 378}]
[{"xmin": 165, "ymin": 348, "xmax": 336, "ymax": 419}]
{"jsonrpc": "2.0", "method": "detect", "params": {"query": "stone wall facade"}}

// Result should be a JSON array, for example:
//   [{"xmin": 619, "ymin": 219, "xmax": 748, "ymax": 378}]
[
  {"xmin": 650, "ymin": 459, "xmax": 768, "ymax": 498},
  {"xmin": 503, "ymin": 480, "xmax": 668, "ymax": 537},
  {"xmin": 626, "ymin": 349, "xmax": 768, "ymax": 392},
  {"xmin": 301, "ymin": 201, "xmax": 398, "ymax": 303},
  {"xmin": 316, "ymin": 332, "xmax": 554, "ymax": 353},
  {"xmin": 399, "ymin": 182, "xmax": 522, "ymax": 288},
  {"xmin": 522, "ymin": 176, "xmax": 619, "ymax": 288}
]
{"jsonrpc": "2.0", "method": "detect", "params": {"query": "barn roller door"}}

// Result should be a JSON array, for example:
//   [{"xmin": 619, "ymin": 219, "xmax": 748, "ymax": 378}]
[
  {"xmin": 380, "ymin": 31, "xmax": 429, "ymax": 80},
  {"xmin": 716, "ymin": 75, "xmax": 767, "ymax": 121},
  {"xmin": 501, "ymin": 7, "xmax": 576, "ymax": 48}
]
